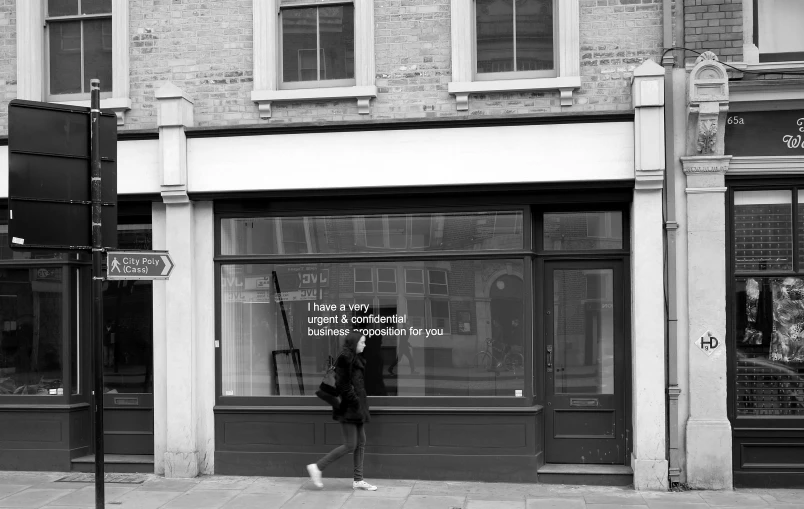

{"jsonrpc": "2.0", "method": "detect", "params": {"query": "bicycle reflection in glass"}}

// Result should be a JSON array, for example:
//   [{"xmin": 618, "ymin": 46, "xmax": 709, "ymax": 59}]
[{"xmin": 475, "ymin": 338, "xmax": 524, "ymax": 374}]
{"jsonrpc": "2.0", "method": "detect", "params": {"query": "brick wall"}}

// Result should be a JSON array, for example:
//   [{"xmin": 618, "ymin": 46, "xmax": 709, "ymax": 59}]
[
  {"xmin": 0, "ymin": 1, "xmax": 15, "ymax": 134},
  {"xmin": 0, "ymin": 0, "xmax": 665, "ymax": 134},
  {"xmin": 683, "ymin": 0, "xmax": 742, "ymax": 64}
]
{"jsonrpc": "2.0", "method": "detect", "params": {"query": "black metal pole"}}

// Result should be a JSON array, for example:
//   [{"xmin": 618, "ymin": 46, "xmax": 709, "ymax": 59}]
[{"xmin": 90, "ymin": 79, "xmax": 105, "ymax": 509}]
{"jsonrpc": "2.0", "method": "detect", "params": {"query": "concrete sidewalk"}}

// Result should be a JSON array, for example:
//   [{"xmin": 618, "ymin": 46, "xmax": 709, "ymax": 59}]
[{"xmin": 0, "ymin": 471, "xmax": 801, "ymax": 508}]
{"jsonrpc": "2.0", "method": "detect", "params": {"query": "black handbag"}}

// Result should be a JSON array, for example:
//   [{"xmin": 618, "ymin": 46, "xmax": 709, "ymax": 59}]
[{"xmin": 315, "ymin": 355, "xmax": 342, "ymax": 407}]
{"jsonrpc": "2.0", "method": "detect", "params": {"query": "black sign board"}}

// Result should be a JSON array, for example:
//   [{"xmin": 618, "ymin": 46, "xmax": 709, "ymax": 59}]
[
  {"xmin": 724, "ymin": 110, "xmax": 804, "ymax": 157},
  {"xmin": 8, "ymin": 99, "xmax": 117, "ymax": 250}
]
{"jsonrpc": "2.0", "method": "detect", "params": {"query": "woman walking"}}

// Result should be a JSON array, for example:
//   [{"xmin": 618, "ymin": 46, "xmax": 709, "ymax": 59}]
[{"xmin": 307, "ymin": 331, "xmax": 377, "ymax": 491}]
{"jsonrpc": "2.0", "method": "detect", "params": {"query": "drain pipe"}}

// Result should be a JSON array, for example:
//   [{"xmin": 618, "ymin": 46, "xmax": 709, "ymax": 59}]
[{"xmin": 662, "ymin": 0, "xmax": 682, "ymax": 486}]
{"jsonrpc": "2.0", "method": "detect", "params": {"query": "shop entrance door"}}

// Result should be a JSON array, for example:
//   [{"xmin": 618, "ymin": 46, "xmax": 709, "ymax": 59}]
[
  {"xmin": 102, "ymin": 279, "xmax": 154, "ymax": 456},
  {"xmin": 544, "ymin": 261, "xmax": 626, "ymax": 464}
]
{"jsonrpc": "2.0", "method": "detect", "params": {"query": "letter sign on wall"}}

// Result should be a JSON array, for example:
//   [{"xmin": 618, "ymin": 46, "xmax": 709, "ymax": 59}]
[
  {"xmin": 694, "ymin": 330, "xmax": 719, "ymax": 357},
  {"xmin": 724, "ymin": 110, "xmax": 804, "ymax": 156}
]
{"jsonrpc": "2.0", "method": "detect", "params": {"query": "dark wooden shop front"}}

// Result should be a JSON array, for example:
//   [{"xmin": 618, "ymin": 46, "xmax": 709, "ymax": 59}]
[{"xmin": 212, "ymin": 189, "xmax": 632, "ymax": 481}]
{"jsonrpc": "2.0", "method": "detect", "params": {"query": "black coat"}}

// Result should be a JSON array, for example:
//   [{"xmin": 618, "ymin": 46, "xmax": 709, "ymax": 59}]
[{"xmin": 333, "ymin": 351, "xmax": 370, "ymax": 424}]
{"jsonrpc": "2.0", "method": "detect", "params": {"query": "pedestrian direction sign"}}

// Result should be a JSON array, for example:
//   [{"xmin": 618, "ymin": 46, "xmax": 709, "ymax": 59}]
[{"xmin": 106, "ymin": 250, "xmax": 174, "ymax": 280}]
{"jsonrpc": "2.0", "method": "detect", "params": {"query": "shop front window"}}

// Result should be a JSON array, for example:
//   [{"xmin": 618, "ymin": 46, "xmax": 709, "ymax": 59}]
[
  {"xmin": 733, "ymin": 187, "xmax": 804, "ymax": 417},
  {"xmin": 0, "ymin": 268, "xmax": 64, "ymax": 395},
  {"xmin": 220, "ymin": 259, "xmax": 525, "ymax": 398},
  {"xmin": 220, "ymin": 211, "xmax": 524, "ymax": 255},
  {"xmin": 543, "ymin": 212, "xmax": 622, "ymax": 251}
]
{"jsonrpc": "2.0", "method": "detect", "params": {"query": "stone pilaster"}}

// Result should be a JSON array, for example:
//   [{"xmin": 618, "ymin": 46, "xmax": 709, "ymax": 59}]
[
  {"xmin": 683, "ymin": 52, "xmax": 733, "ymax": 490},
  {"xmin": 631, "ymin": 59, "xmax": 669, "ymax": 491},
  {"xmin": 153, "ymin": 83, "xmax": 214, "ymax": 477}
]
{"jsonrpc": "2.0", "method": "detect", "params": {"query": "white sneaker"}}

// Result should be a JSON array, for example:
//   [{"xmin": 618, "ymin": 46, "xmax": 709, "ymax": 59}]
[
  {"xmin": 353, "ymin": 480, "xmax": 377, "ymax": 491},
  {"xmin": 306, "ymin": 463, "xmax": 323, "ymax": 488}
]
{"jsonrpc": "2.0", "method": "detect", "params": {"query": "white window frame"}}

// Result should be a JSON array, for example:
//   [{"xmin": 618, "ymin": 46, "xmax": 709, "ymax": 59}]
[
  {"xmin": 16, "ymin": 0, "xmax": 131, "ymax": 125},
  {"xmin": 252, "ymin": 0, "xmax": 377, "ymax": 118},
  {"xmin": 278, "ymin": 4, "xmax": 357, "ymax": 90},
  {"xmin": 428, "ymin": 299, "xmax": 452, "ymax": 334},
  {"xmin": 473, "ymin": 0, "xmax": 558, "ymax": 81},
  {"xmin": 739, "ymin": 0, "xmax": 804, "ymax": 72},
  {"xmin": 427, "ymin": 269, "xmax": 449, "ymax": 296},
  {"xmin": 376, "ymin": 268, "xmax": 397, "ymax": 294},
  {"xmin": 449, "ymin": 0, "xmax": 580, "ymax": 111},
  {"xmin": 405, "ymin": 268, "xmax": 425, "ymax": 295},
  {"xmin": 354, "ymin": 267, "xmax": 374, "ymax": 293}
]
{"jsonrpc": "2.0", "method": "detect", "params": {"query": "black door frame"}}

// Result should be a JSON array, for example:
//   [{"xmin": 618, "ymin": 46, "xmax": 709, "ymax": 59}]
[{"xmin": 542, "ymin": 259, "xmax": 627, "ymax": 464}]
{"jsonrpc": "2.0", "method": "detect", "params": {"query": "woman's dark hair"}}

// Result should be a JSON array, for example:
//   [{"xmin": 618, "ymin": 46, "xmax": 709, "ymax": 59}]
[{"xmin": 342, "ymin": 330, "xmax": 364, "ymax": 353}]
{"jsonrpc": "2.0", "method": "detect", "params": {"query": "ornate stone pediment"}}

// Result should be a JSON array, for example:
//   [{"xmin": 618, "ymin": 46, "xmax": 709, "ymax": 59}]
[{"xmin": 686, "ymin": 52, "xmax": 729, "ymax": 157}]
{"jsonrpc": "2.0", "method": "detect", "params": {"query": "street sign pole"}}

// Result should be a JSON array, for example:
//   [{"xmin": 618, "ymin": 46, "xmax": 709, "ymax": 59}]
[{"xmin": 90, "ymin": 79, "xmax": 105, "ymax": 509}]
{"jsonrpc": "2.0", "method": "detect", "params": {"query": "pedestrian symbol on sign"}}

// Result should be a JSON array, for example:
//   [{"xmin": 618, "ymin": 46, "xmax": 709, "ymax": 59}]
[{"xmin": 110, "ymin": 257, "xmax": 121, "ymax": 273}]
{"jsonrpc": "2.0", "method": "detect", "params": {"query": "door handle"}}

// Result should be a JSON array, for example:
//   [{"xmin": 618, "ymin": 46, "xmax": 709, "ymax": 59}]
[{"xmin": 546, "ymin": 345, "xmax": 552, "ymax": 370}]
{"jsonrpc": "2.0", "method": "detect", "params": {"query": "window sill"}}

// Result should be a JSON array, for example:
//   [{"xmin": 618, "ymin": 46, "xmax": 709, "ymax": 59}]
[
  {"xmin": 448, "ymin": 76, "xmax": 582, "ymax": 110},
  {"xmin": 49, "ymin": 97, "xmax": 132, "ymax": 126},
  {"xmin": 251, "ymin": 86, "xmax": 379, "ymax": 119}
]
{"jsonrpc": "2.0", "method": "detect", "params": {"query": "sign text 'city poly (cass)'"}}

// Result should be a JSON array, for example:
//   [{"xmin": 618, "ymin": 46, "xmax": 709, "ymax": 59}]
[{"xmin": 106, "ymin": 251, "xmax": 174, "ymax": 280}]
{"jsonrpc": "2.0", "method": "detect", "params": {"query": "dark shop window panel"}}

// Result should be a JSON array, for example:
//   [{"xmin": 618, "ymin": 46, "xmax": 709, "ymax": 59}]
[
  {"xmin": 798, "ymin": 190, "xmax": 804, "ymax": 271},
  {"xmin": 0, "ymin": 268, "xmax": 64, "ymax": 395},
  {"xmin": 220, "ymin": 211, "xmax": 524, "ymax": 255},
  {"xmin": 735, "ymin": 277, "xmax": 804, "ymax": 416},
  {"xmin": 103, "ymin": 224, "xmax": 153, "ymax": 394},
  {"xmin": 219, "ymin": 259, "xmax": 525, "ymax": 398},
  {"xmin": 543, "ymin": 212, "xmax": 622, "ymax": 251},
  {"xmin": 734, "ymin": 190, "xmax": 793, "ymax": 272}
]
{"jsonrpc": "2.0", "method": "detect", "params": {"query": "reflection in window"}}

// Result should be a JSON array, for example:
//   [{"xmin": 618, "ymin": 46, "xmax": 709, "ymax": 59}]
[
  {"xmin": 220, "ymin": 211, "xmax": 523, "ymax": 255},
  {"xmin": 0, "ymin": 268, "xmax": 63, "ymax": 395},
  {"xmin": 735, "ymin": 277, "xmax": 804, "ymax": 416},
  {"xmin": 220, "ymin": 260, "xmax": 524, "ymax": 397},
  {"xmin": 544, "ymin": 212, "xmax": 622, "ymax": 251},
  {"xmin": 46, "ymin": 0, "xmax": 112, "ymax": 96},
  {"xmin": 281, "ymin": 4, "xmax": 355, "ymax": 84},
  {"xmin": 756, "ymin": 0, "xmax": 804, "ymax": 62},
  {"xmin": 103, "ymin": 224, "xmax": 153, "ymax": 394},
  {"xmin": 476, "ymin": 0, "xmax": 555, "ymax": 77},
  {"xmin": 734, "ymin": 190, "xmax": 793, "ymax": 272},
  {"xmin": 552, "ymin": 269, "xmax": 614, "ymax": 395}
]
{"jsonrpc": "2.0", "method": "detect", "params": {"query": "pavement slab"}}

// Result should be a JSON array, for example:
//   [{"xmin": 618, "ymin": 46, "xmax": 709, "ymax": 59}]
[
  {"xmin": 466, "ymin": 499, "xmax": 526, "ymax": 509},
  {"xmin": 401, "ymin": 494, "xmax": 467, "ymax": 509},
  {"xmin": 698, "ymin": 491, "xmax": 771, "ymax": 507},
  {"xmin": 342, "ymin": 496, "xmax": 407, "ymax": 509},
  {"xmin": 0, "ymin": 488, "xmax": 76, "ymax": 508},
  {"xmin": 351, "ymin": 486, "xmax": 412, "ymax": 498},
  {"xmin": 220, "ymin": 492, "xmax": 296, "ymax": 508},
  {"xmin": 159, "ymin": 489, "xmax": 240, "ymax": 509},
  {"xmin": 44, "ymin": 485, "xmax": 136, "ymax": 506},
  {"xmin": 109, "ymin": 489, "xmax": 184, "ymax": 509},
  {"xmin": 525, "ymin": 498, "xmax": 587, "ymax": 509},
  {"xmin": 281, "ymin": 491, "xmax": 351, "ymax": 509},
  {"xmin": 0, "ymin": 484, "xmax": 32, "ymax": 499},
  {"xmin": 583, "ymin": 492, "xmax": 649, "ymax": 505}
]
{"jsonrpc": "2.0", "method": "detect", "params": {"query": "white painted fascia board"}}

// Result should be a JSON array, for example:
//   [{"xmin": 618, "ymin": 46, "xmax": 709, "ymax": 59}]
[
  {"xmin": 729, "ymin": 83, "xmax": 804, "ymax": 103},
  {"xmin": 448, "ymin": 76, "xmax": 581, "ymax": 94}
]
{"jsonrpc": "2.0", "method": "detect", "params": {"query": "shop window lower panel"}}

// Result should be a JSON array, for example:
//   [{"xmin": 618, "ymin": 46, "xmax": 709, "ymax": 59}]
[
  {"xmin": 733, "ymin": 432, "xmax": 804, "ymax": 488},
  {"xmin": 215, "ymin": 406, "xmax": 543, "ymax": 482},
  {"xmin": 0, "ymin": 405, "xmax": 89, "ymax": 471}
]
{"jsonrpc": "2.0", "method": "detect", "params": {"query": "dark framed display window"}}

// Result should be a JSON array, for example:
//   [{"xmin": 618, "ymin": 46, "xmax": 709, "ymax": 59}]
[
  {"xmin": 216, "ymin": 207, "xmax": 532, "ymax": 406},
  {"xmin": 730, "ymin": 187, "xmax": 804, "ymax": 419}
]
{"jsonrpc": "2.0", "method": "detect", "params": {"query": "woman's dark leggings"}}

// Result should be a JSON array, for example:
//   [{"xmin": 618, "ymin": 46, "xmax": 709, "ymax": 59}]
[{"xmin": 315, "ymin": 422, "xmax": 365, "ymax": 481}]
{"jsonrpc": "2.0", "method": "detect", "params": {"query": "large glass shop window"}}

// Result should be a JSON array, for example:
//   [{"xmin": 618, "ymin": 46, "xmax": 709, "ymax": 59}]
[
  {"xmin": 0, "ymin": 267, "xmax": 64, "ymax": 395},
  {"xmin": 219, "ymin": 211, "xmax": 526, "ymax": 398},
  {"xmin": 734, "ymin": 190, "xmax": 804, "ymax": 416}
]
